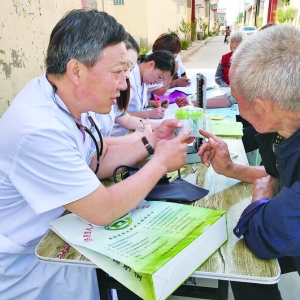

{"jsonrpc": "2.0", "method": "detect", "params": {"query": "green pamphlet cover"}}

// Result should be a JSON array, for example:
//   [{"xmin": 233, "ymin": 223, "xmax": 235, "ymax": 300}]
[
  {"xmin": 212, "ymin": 121, "xmax": 243, "ymax": 137},
  {"xmin": 50, "ymin": 200, "xmax": 227, "ymax": 300}
]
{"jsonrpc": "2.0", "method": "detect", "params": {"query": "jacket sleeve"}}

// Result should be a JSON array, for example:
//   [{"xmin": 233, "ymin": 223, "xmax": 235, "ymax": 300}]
[
  {"xmin": 234, "ymin": 180, "xmax": 300, "ymax": 259},
  {"xmin": 215, "ymin": 61, "xmax": 228, "ymax": 87}
]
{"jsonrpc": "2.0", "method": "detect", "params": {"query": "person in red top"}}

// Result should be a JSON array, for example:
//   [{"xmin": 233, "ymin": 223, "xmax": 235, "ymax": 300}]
[
  {"xmin": 215, "ymin": 31, "xmax": 243, "ymax": 87},
  {"xmin": 224, "ymin": 26, "xmax": 231, "ymax": 43}
]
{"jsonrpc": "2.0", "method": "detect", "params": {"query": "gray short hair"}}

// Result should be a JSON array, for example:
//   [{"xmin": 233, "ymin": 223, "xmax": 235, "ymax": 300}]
[
  {"xmin": 230, "ymin": 25, "xmax": 300, "ymax": 111},
  {"xmin": 230, "ymin": 31, "xmax": 243, "ymax": 43},
  {"xmin": 46, "ymin": 9, "xmax": 128, "ymax": 75}
]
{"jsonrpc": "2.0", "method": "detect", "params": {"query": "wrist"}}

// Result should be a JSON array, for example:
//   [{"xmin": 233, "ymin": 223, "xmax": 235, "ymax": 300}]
[
  {"xmin": 224, "ymin": 161, "xmax": 237, "ymax": 178},
  {"xmin": 145, "ymin": 132, "xmax": 157, "ymax": 150}
]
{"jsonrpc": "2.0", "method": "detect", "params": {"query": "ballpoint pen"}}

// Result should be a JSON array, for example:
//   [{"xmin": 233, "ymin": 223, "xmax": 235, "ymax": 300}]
[{"xmin": 153, "ymin": 94, "xmax": 161, "ymax": 107}]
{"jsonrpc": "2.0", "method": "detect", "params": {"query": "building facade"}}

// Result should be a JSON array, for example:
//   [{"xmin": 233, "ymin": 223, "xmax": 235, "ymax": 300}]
[{"xmin": 0, "ymin": 0, "xmax": 218, "ymax": 114}]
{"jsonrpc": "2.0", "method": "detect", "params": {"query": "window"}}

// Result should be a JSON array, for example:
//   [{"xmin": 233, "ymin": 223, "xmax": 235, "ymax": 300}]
[{"xmin": 113, "ymin": 0, "xmax": 124, "ymax": 5}]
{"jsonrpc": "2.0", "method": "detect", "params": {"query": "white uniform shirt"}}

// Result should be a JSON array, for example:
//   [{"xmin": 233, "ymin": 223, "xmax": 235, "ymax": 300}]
[
  {"xmin": 110, "ymin": 63, "xmax": 149, "ymax": 137},
  {"xmin": 127, "ymin": 63, "xmax": 149, "ymax": 113},
  {"xmin": 95, "ymin": 104, "xmax": 123, "ymax": 137},
  {"xmin": 0, "ymin": 74, "xmax": 100, "ymax": 299}
]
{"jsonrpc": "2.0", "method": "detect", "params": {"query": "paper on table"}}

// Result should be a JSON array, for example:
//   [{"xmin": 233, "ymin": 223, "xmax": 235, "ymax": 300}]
[
  {"xmin": 167, "ymin": 72, "xmax": 218, "ymax": 95},
  {"xmin": 167, "ymin": 74, "xmax": 197, "ymax": 95},
  {"xmin": 50, "ymin": 200, "xmax": 227, "ymax": 300},
  {"xmin": 206, "ymin": 87, "xmax": 231, "ymax": 99},
  {"xmin": 212, "ymin": 121, "xmax": 243, "ymax": 137},
  {"xmin": 206, "ymin": 104, "xmax": 240, "ymax": 118},
  {"xmin": 209, "ymin": 115, "xmax": 226, "ymax": 120}
]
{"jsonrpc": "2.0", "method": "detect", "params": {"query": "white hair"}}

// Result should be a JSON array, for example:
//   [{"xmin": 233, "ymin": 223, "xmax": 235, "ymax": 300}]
[
  {"xmin": 230, "ymin": 25, "xmax": 300, "ymax": 111},
  {"xmin": 230, "ymin": 31, "xmax": 243, "ymax": 43}
]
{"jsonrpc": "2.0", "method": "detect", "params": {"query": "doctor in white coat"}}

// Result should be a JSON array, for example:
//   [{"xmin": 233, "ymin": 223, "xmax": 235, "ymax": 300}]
[{"xmin": 0, "ymin": 9, "xmax": 192, "ymax": 300}]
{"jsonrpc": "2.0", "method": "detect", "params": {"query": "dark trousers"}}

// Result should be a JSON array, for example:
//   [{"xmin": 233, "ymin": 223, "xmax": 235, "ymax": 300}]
[
  {"xmin": 224, "ymin": 35, "xmax": 229, "ymax": 43},
  {"xmin": 231, "ymin": 256, "xmax": 298, "ymax": 300}
]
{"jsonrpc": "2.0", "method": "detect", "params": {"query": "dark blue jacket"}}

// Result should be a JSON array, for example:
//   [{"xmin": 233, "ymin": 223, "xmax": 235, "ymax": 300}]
[{"xmin": 234, "ymin": 129, "xmax": 300, "ymax": 274}]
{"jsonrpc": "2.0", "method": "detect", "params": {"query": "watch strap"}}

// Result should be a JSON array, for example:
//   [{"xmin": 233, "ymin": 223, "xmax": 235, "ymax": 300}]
[{"xmin": 141, "ymin": 136, "xmax": 154, "ymax": 155}]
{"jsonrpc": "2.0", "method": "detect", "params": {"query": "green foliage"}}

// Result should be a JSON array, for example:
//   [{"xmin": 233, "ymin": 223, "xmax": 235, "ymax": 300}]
[
  {"xmin": 179, "ymin": 18, "xmax": 191, "ymax": 36},
  {"xmin": 208, "ymin": 31, "xmax": 214, "ymax": 37},
  {"xmin": 181, "ymin": 39, "xmax": 190, "ymax": 50},
  {"xmin": 139, "ymin": 44, "xmax": 151, "ymax": 55},
  {"xmin": 281, "ymin": 0, "xmax": 290, "ymax": 5},
  {"xmin": 257, "ymin": 15, "xmax": 263, "ymax": 29},
  {"xmin": 167, "ymin": 28, "xmax": 179, "ymax": 35},
  {"xmin": 203, "ymin": 33, "xmax": 208, "ymax": 40},
  {"xmin": 274, "ymin": 6, "xmax": 298, "ymax": 23},
  {"xmin": 198, "ymin": 16, "xmax": 207, "ymax": 33},
  {"xmin": 235, "ymin": 12, "xmax": 243, "ymax": 25}
]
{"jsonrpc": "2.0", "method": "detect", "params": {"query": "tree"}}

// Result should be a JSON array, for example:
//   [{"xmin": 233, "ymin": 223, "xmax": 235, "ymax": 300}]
[
  {"xmin": 198, "ymin": 16, "xmax": 207, "ymax": 33},
  {"xmin": 235, "ymin": 12, "xmax": 243, "ymax": 26},
  {"xmin": 179, "ymin": 18, "xmax": 192, "ymax": 40},
  {"xmin": 274, "ymin": 7, "xmax": 298, "ymax": 23}
]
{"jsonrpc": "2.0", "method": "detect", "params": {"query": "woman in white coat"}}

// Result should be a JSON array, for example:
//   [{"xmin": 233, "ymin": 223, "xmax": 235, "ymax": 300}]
[{"xmin": 126, "ymin": 50, "xmax": 175, "ymax": 120}]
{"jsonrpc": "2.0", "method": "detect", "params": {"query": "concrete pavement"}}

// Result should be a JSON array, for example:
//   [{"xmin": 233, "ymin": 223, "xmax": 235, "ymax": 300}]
[{"xmin": 180, "ymin": 38, "xmax": 213, "ymax": 63}]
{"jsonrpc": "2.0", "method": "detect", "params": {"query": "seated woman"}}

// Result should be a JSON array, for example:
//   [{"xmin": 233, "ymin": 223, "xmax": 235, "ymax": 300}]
[
  {"xmin": 121, "ymin": 50, "xmax": 175, "ymax": 126},
  {"xmin": 147, "ymin": 33, "xmax": 190, "ymax": 96}
]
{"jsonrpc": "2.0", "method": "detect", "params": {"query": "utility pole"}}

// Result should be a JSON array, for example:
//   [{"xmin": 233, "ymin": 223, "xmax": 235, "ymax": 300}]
[
  {"xmin": 191, "ymin": 0, "xmax": 196, "ymax": 41},
  {"xmin": 254, "ymin": 0, "xmax": 260, "ymax": 26},
  {"xmin": 208, "ymin": 1, "xmax": 210, "ymax": 35}
]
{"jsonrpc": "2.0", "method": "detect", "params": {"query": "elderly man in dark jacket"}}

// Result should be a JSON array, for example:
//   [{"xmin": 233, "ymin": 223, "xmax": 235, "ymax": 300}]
[{"xmin": 198, "ymin": 24, "xmax": 300, "ymax": 300}]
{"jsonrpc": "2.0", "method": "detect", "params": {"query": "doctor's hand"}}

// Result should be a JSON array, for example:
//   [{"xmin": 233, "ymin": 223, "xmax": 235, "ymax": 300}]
[
  {"xmin": 152, "ymin": 119, "xmax": 194, "ymax": 144},
  {"xmin": 198, "ymin": 130, "xmax": 233, "ymax": 174},
  {"xmin": 147, "ymin": 107, "xmax": 165, "ymax": 119},
  {"xmin": 153, "ymin": 128, "xmax": 192, "ymax": 173}
]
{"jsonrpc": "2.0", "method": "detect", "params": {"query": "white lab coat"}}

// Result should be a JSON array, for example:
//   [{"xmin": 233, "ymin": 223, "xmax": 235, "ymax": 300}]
[
  {"xmin": 95, "ymin": 104, "xmax": 124, "ymax": 137},
  {"xmin": 0, "ymin": 74, "xmax": 101, "ymax": 299}
]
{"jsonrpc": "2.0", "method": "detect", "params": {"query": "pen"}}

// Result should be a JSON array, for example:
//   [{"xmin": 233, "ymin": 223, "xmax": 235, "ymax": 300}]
[{"xmin": 153, "ymin": 95, "xmax": 161, "ymax": 107}]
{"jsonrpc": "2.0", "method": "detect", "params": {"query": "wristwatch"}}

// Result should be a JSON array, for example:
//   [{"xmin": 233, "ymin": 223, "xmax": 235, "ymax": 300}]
[{"xmin": 141, "ymin": 136, "xmax": 154, "ymax": 155}]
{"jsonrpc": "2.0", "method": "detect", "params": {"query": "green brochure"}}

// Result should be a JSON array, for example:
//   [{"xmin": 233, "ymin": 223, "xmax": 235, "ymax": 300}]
[
  {"xmin": 212, "ymin": 121, "xmax": 244, "ymax": 137},
  {"xmin": 50, "ymin": 200, "xmax": 227, "ymax": 300}
]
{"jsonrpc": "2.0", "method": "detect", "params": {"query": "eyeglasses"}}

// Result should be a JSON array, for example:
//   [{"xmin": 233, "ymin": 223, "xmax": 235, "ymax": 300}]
[
  {"xmin": 52, "ymin": 86, "xmax": 103, "ymax": 174},
  {"xmin": 157, "ymin": 73, "xmax": 165, "ymax": 84}
]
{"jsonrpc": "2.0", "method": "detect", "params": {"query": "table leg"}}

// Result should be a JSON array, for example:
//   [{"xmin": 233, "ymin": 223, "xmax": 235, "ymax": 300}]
[
  {"xmin": 217, "ymin": 280, "xmax": 229, "ymax": 300},
  {"xmin": 96, "ymin": 268, "xmax": 112, "ymax": 300}
]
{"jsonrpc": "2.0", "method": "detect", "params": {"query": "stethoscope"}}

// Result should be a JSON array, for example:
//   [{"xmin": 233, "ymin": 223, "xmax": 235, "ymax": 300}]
[{"xmin": 51, "ymin": 85, "xmax": 103, "ymax": 174}]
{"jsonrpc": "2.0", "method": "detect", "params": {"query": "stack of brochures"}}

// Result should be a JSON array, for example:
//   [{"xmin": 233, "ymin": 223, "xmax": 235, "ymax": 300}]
[{"xmin": 49, "ymin": 200, "xmax": 227, "ymax": 300}]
